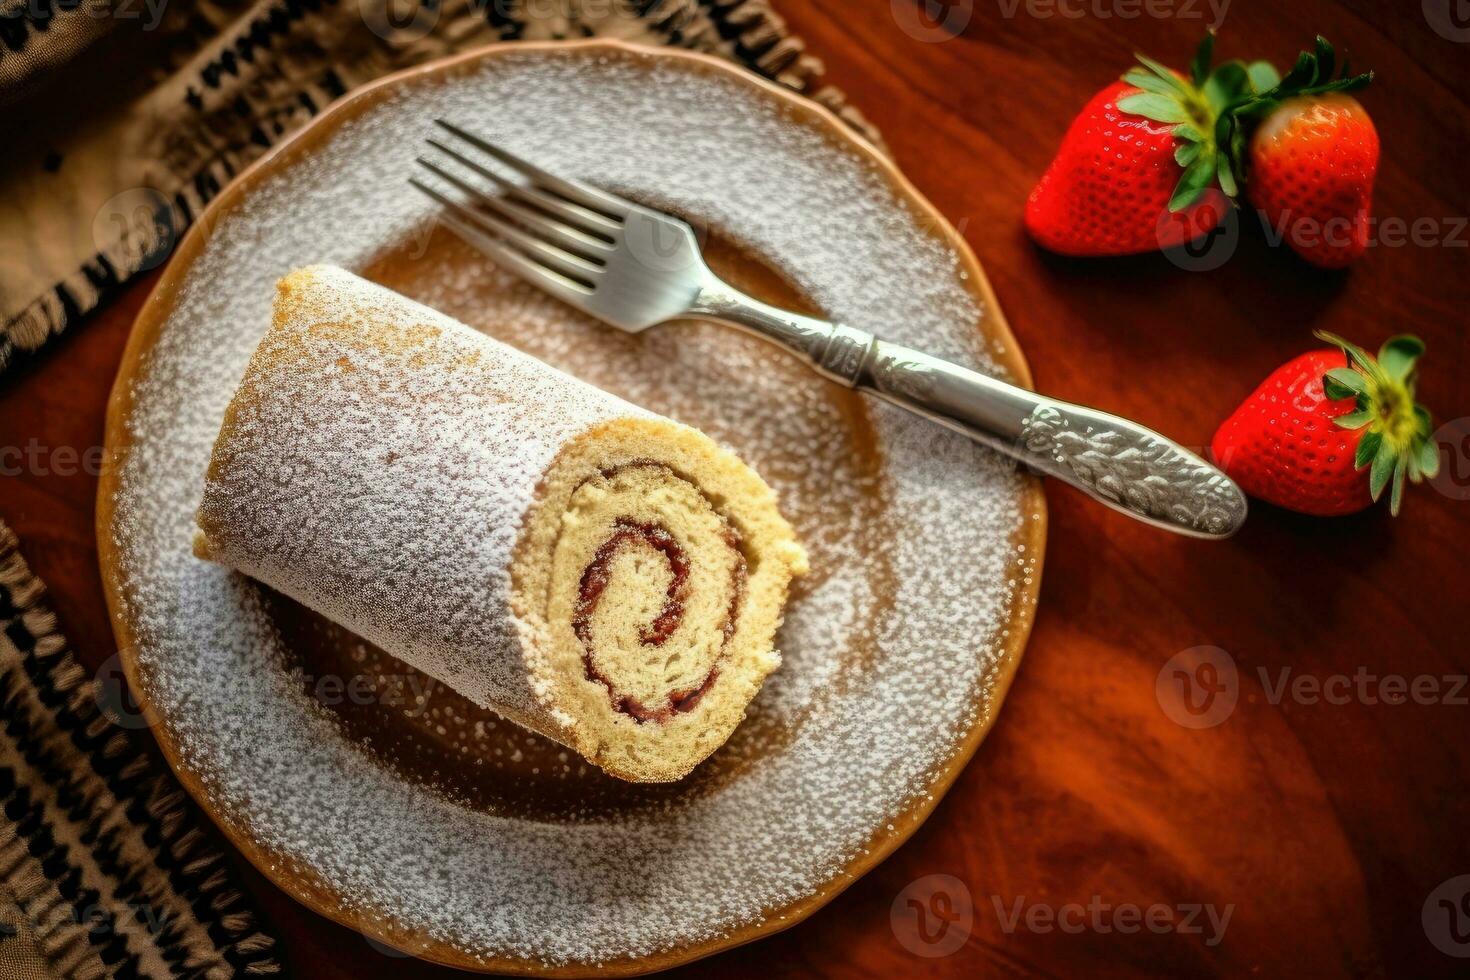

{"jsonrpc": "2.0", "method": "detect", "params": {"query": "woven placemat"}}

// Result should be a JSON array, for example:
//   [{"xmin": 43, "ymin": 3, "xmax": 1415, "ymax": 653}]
[
  {"xmin": 0, "ymin": 521, "xmax": 281, "ymax": 978},
  {"xmin": 0, "ymin": 0, "xmax": 881, "ymax": 377}
]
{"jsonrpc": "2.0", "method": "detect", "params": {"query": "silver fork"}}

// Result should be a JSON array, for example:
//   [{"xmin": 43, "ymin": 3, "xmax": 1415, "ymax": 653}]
[{"xmin": 410, "ymin": 120, "xmax": 1247, "ymax": 539}]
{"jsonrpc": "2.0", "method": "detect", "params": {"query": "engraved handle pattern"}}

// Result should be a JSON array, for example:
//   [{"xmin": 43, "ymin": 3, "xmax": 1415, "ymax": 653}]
[
  {"xmin": 694, "ymin": 286, "xmax": 1248, "ymax": 539},
  {"xmin": 855, "ymin": 336, "xmax": 1248, "ymax": 539},
  {"xmin": 1019, "ymin": 405, "xmax": 1248, "ymax": 538}
]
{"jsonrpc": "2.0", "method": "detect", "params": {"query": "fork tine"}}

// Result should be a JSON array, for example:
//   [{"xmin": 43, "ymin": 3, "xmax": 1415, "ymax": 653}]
[
  {"xmin": 423, "ymin": 139, "xmax": 620, "ymax": 244},
  {"xmin": 414, "ymin": 160, "xmax": 604, "ymax": 282},
  {"xmin": 409, "ymin": 178, "xmax": 596, "ymax": 307},
  {"xmin": 433, "ymin": 119, "xmax": 634, "ymax": 219}
]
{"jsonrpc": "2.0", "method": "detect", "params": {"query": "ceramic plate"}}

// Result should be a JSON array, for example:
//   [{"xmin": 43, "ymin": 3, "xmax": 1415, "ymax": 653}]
[{"xmin": 98, "ymin": 41, "xmax": 1045, "ymax": 975}]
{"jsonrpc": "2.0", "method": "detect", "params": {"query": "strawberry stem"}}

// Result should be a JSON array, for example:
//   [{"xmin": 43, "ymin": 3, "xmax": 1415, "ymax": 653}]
[
  {"xmin": 1118, "ymin": 32, "xmax": 1261, "ymax": 211},
  {"xmin": 1115, "ymin": 34, "xmax": 1373, "ymax": 212},
  {"xmin": 1223, "ymin": 36, "xmax": 1374, "ymax": 185},
  {"xmin": 1314, "ymin": 330, "xmax": 1435, "ymax": 516}
]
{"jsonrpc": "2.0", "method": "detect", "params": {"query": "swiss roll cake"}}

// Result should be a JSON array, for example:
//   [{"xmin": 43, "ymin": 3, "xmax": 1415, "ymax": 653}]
[{"xmin": 193, "ymin": 266, "xmax": 807, "ymax": 782}]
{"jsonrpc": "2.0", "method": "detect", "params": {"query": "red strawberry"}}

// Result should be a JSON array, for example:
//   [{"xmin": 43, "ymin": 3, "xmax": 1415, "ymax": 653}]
[
  {"xmin": 1025, "ymin": 80, "xmax": 1230, "ymax": 255},
  {"xmin": 1027, "ymin": 34, "xmax": 1378, "ymax": 264},
  {"xmin": 1025, "ymin": 34, "xmax": 1263, "ymax": 256},
  {"xmin": 1212, "ymin": 333, "xmax": 1438, "ymax": 516},
  {"xmin": 1248, "ymin": 93, "xmax": 1379, "ymax": 267}
]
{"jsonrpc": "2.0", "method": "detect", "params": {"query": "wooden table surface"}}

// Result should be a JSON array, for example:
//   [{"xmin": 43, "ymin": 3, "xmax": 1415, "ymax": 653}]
[{"xmin": 2, "ymin": 1, "xmax": 1467, "ymax": 976}]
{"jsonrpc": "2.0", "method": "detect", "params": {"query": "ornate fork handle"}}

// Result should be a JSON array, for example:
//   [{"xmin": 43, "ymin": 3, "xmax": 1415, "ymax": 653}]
[{"xmin": 692, "ymin": 285, "xmax": 1248, "ymax": 539}]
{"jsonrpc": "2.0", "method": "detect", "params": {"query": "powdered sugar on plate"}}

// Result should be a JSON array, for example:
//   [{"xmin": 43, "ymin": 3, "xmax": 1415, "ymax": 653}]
[{"xmin": 107, "ymin": 47, "xmax": 1035, "ymax": 968}]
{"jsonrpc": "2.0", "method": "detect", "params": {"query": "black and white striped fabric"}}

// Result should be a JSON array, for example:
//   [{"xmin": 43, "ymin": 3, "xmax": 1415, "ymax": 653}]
[
  {"xmin": 0, "ymin": 523, "xmax": 280, "ymax": 979},
  {"xmin": 0, "ymin": 0, "xmax": 877, "ymax": 377}
]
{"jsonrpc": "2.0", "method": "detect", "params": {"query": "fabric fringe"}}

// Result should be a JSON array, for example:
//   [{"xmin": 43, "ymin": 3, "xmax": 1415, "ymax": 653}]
[
  {"xmin": 0, "ymin": 0, "xmax": 881, "ymax": 379},
  {"xmin": 0, "ymin": 521, "xmax": 282, "ymax": 978}
]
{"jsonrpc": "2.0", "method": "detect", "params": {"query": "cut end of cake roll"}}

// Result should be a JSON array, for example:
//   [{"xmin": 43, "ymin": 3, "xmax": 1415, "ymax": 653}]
[
  {"xmin": 194, "ymin": 265, "xmax": 806, "ymax": 784},
  {"xmin": 514, "ymin": 417, "xmax": 808, "ymax": 783}
]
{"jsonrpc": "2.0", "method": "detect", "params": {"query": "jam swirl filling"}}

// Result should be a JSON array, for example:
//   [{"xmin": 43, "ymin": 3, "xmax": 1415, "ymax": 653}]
[{"xmin": 570, "ymin": 488, "xmax": 747, "ymax": 725}]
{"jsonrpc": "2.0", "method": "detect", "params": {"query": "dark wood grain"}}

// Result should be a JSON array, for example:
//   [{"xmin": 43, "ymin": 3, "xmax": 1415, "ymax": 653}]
[{"xmin": 1, "ymin": 1, "xmax": 1467, "ymax": 976}]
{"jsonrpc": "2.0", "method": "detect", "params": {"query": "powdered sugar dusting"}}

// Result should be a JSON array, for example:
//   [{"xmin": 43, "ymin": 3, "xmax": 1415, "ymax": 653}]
[
  {"xmin": 195, "ymin": 266, "xmax": 654, "ymax": 719},
  {"xmin": 109, "ymin": 48, "xmax": 1033, "ymax": 967}
]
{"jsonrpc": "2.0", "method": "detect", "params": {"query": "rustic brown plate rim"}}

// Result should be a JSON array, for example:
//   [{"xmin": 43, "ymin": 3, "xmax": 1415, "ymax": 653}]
[{"xmin": 96, "ymin": 39, "xmax": 1048, "ymax": 976}]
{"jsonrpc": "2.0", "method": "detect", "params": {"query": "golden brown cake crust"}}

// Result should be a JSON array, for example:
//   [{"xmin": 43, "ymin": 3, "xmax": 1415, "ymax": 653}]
[{"xmin": 195, "ymin": 266, "xmax": 805, "ymax": 782}]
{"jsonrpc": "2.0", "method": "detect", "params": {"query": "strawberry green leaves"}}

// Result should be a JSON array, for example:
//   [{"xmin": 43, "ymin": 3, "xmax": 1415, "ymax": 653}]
[
  {"xmin": 1322, "ymin": 367, "xmax": 1368, "ymax": 400},
  {"xmin": 1369, "ymin": 436, "xmax": 1398, "ymax": 503},
  {"xmin": 1216, "ymin": 154, "xmax": 1238, "ymax": 198},
  {"xmin": 1115, "ymin": 34, "xmax": 1373, "ymax": 214},
  {"xmin": 1271, "ymin": 35, "xmax": 1373, "ymax": 101},
  {"xmin": 1379, "ymin": 335, "xmax": 1426, "ymax": 381},
  {"xmin": 1415, "ymin": 425, "xmax": 1441, "ymax": 478},
  {"xmin": 1116, "ymin": 32, "xmax": 1277, "ymax": 212},
  {"xmin": 1203, "ymin": 60, "xmax": 1253, "ymax": 116},
  {"xmin": 1167, "ymin": 154, "xmax": 1218, "ymax": 212},
  {"xmin": 1224, "ymin": 35, "xmax": 1374, "ymax": 187},
  {"xmin": 1246, "ymin": 61, "xmax": 1281, "ymax": 93},
  {"xmin": 1231, "ymin": 35, "xmax": 1370, "ymax": 126},
  {"xmin": 1115, "ymin": 92, "xmax": 1195, "ymax": 123},
  {"xmin": 1315, "ymin": 331, "xmax": 1437, "ymax": 515},
  {"xmin": 1190, "ymin": 32, "xmax": 1215, "ymax": 87},
  {"xmin": 1355, "ymin": 430, "xmax": 1383, "ymax": 469}
]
